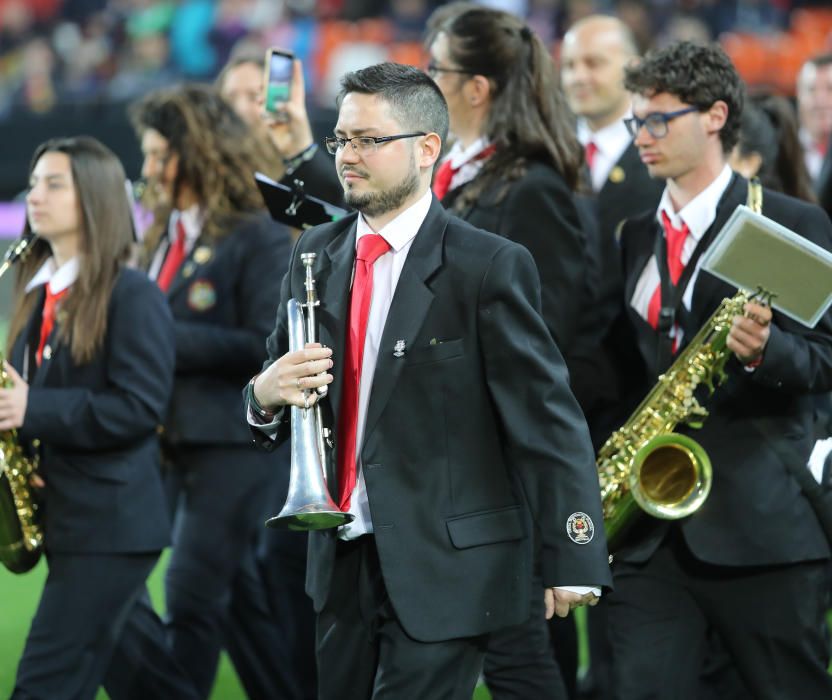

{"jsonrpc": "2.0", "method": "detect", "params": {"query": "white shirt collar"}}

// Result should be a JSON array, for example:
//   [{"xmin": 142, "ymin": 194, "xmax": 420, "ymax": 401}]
[
  {"xmin": 25, "ymin": 256, "xmax": 80, "ymax": 294},
  {"xmin": 169, "ymin": 205, "xmax": 203, "ymax": 244},
  {"xmin": 656, "ymin": 164, "xmax": 733, "ymax": 241},
  {"xmin": 445, "ymin": 136, "xmax": 490, "ymax": 170},
  {"xmin": 355, "ymin": 189, "xmax": 433, "ymax": 253},
  {"xmin": 577, "ymin": 115, "xmax": 633, "ymax": 156}
]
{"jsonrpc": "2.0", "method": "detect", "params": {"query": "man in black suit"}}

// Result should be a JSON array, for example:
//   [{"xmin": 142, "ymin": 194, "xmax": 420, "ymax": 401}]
[
  {"xmin": 247, "ymin": 62, "xmax": 612, "ymax": 699},
  {"xmin": 609, "ymin": 41, "xmax": 832, "ymax": 699},
  {"xmin": 560, "ymin": 14, "xmax": 664, "ymax": 451}
]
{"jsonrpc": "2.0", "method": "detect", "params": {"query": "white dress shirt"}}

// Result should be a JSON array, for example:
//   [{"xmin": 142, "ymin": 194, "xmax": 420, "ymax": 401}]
[
  {"xmin": 578, "ymin": 116, "xmax": 634, "ymax": 193},
  {"xmin": 339, "ymin": 189, "xmax": 432, "ymax": 538},
  {"xmin": 630, "ymin": 164, "xmax": 734, "ymax": 346},
  {"xmin": 147, "ymin": 205, "xmax": 203, "ymax": 280},
  {"xmin": 440, "ymin": 136, "xmax": 492, "ymax": 193}
]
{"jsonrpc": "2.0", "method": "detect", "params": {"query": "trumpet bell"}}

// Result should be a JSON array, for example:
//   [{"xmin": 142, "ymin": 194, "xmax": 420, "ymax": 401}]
[{"xmin": 266, "ymin": 507, "xmax": 354, "ymax": 531}]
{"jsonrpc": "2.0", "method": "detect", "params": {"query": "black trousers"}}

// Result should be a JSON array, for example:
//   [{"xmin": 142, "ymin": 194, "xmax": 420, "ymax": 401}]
[
  {"xmin": 609, "ymin": 529, "xmax": 832, "ymax": 700},
  {"xmin": 483, "ymin": 577, "xmax": 570, "ymax": 700},
  {"xmin": 225, "ymin": 440, "xmax": 317, "ymax": 700},
  {"xmin": 316, "ymin": 536, "xmax": 488, "ymax": 700},
  {"xmin": 13, "ymin": 551, "xmax": 197, "ymax": 700},
  {"xmin": 163, "ymin": 443, "xmax": 279, "ymax": 699}
]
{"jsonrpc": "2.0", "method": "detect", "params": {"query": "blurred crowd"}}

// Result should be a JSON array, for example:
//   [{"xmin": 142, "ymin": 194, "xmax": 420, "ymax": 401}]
[{"xmin": 1, "ymin": 0, "xmax": 831, "ymax": 118}]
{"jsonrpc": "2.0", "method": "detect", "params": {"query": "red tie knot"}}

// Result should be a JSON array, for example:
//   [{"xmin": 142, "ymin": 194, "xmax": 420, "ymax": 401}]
[{"xmin": 356, "ymin": 233, "xmax": 390, "ymax": 265}]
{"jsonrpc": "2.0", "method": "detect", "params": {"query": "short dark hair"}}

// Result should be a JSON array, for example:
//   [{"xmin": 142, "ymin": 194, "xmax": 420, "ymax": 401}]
[
  {"xmin": 337, "ymin": 62, "xmax": 449, "ymax": 144},
  {"xmin": 806, "ymin": 52, "xmax": 832, "ymax": 70},
  {"xmin": 624, "ymin": 41, "xmax": 744, "ymax": 154}
]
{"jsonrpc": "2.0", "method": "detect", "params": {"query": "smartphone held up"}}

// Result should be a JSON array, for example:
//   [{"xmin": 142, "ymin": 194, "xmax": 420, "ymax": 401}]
[{"xmin": 264, "ymin": 48, "xmax": 294, "ymax": 121}]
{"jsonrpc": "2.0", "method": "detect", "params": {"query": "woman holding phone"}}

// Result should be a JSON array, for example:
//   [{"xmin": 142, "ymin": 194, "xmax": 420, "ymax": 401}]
[{"xmin": 4, "ymin": 136, "xmax": 195, "ymax": 699}]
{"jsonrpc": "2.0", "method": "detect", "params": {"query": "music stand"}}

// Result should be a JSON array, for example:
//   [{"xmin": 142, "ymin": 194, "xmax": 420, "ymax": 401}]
[
  {"xmin": 255, "ymin": 172, "xmax": 348, "ymax": 229},
  {"xmin": 700, "ymin": 205, "xmax": 832, "ymax": 328}
]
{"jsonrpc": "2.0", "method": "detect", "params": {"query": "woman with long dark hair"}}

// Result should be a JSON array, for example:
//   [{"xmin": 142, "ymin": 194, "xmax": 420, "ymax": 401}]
[
  {"xmin": 425, "ymin": 4, "xmax": 598, "ymax": 699},
  {"xmin": 5, "ymin": 136, "xmax": 194, "ymax": 699},
  {"xmin": 427, "ymin": 2, "xmax": 587, "ymax": 348}
]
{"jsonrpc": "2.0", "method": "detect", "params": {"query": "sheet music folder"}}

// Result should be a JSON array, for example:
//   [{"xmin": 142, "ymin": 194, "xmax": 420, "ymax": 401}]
[
  {"xmin": 255, "ymin": 171, "xmax": 348, "ymax": 229},
  {"xmin": 700, "ymin": 204, "xmax": 832, "ymax": 328}
]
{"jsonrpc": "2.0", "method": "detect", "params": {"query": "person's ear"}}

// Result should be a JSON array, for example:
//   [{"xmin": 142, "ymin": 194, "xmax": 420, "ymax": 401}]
[
  {"xmin": 704, "ymin": 100, "xmax": 729, "ymax": 138},
  {"xmin": 418, "ymin": 133, "xmax": 443, "ymax": 170},
  {"xmin": 464, "ymin": 74, "xmax": 492, "ymax": 108}
]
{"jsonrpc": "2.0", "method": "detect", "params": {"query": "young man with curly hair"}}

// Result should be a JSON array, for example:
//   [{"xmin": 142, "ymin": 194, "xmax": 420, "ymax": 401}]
[{"xmin": 608, "ymin": 40, "xmax": 832, "ymax": 699}]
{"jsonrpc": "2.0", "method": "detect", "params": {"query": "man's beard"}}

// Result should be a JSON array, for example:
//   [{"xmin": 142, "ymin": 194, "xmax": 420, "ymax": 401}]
[{"xmin": 343, "ymin": 161, "xmax": 420, "ymax": 219}]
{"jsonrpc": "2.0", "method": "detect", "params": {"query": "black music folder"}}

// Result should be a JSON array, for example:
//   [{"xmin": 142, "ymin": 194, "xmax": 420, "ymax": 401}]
[
  {"xmin": 700, "ymin": 204, "xmax": 832, "ymax": 328},
  {"xmin": 255, "ymin": 172, "xmax": 348, "ymax": 229}
]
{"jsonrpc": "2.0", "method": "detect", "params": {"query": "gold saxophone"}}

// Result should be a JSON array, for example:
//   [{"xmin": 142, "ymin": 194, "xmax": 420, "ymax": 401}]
[
  {"xmin": 0, "ymin": 234, "xmax": 43, "ymax": 573},
  {"xmin": 598, "ymin": 179, "xmax": 763, "ymax": 549}
]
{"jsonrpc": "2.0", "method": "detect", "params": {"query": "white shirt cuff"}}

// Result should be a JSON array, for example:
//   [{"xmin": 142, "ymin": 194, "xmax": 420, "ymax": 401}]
[{"xmin": 555, "ymin": 585, "xmax": 602, "ymax": 598}]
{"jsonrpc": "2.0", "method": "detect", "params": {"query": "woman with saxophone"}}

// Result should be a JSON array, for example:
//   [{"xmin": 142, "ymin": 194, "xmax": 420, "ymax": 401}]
[{"xmin": 4, "ymin": 136, "xmax": 196, "ymax": 699}]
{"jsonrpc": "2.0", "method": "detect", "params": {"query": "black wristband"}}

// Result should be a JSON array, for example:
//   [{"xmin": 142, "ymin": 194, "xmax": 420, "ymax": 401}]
[
  {"xmin": 248, "ymin": 376, "xmax": 276, "ymax": 421},
  {"xmin": 284, "ymin": 143, "xmax": 318, "ymax": 175}
]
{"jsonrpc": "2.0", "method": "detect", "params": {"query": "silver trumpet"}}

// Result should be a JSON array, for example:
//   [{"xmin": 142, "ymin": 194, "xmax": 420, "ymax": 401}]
[{"xmin": 266, "ymin": 253, "xmax": 354, "ymax": 531}]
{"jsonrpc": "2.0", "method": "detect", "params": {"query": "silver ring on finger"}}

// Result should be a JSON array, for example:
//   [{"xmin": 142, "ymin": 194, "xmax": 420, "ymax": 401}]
[
  {"xmin": 296, "ymin": 377, "xmax": 302, "ymax": 390},
  {"xmin": 304, "ymin": 394, "xmax": 310, "ymax": 410}
]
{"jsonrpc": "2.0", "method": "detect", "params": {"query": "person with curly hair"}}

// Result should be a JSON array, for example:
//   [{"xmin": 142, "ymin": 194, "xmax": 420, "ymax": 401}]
[
  {"xmin": 129, "ymin": 84, "xmax": 293, "ymax": 699},
  {"xmin": 609, "ymin": 40, "xmax": 832, "ymax": 699}
]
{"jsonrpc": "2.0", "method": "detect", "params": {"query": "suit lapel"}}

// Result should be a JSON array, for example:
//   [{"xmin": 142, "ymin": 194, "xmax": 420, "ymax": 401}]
[
  {"xmin": 690, "ymin": 174, "xmax": 746, "ymax": 323},
  {"xmin": 363, "ymin": 199, "xmax": 445, "ymax": 439}
]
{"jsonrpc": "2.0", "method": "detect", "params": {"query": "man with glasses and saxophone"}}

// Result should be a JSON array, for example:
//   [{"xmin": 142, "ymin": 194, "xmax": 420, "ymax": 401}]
[
  {"xmin": 246, "ymin": 62, "xmax": 612, "ymax": 700},
  {"xmin": 606, "ymin": 41, "xmax": 832, "ymax": 699}
]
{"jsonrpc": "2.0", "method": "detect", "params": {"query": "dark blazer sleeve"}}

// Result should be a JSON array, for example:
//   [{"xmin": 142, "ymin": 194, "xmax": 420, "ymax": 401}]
[
  {"xmin": 22, "ymin": 272, "xmax": 175, "ymax": 451},
  {"xmin": 495, "ymin": 166, "xmax": 587, "ymax": 349},
  {"xmin": 173, "ymin": 219, "xmax": 290, "ymax": 374},
  {"xmin": 282, "ymin": 146, "xmax": 346, "ymax": 209},
  {"xmin": 477, "ymin": 242, "xmax": 612, "ymax": 589}
]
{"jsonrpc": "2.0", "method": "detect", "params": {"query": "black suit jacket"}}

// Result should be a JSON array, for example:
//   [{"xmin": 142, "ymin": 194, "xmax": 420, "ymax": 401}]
[
  {"xmin": 617, "ymin": 173, "xmax": 832, "ymax": 567},
  {"xmin": 253, "ymin": 196, "xmax": 612, "ymax": 642},
  {"xmin": 12, "ymin": 269, "xmax": 174, "ymax": 554},
  {"xmin": 442, "ymin": 160, "xmax": 586, "ymax": 349},
  {"xmin": 151, "ymin": 212, "xmax": 291, "ymax": 446}
]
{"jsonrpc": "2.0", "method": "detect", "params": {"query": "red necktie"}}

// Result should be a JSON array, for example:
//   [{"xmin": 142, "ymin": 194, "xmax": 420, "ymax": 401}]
[
  {"xmin": 431, "ymin": 144, "xmax": 497, "ymax": 200},
  {"xmin": 585, "ymin": 141, "xmax": 599, "ymax": 171},
  {"xmin": 336, "ymin": 233, "xmax": 391, "ymax": 511},
  {"xmin": 37, "ymin": 283, "xmax": 69, "ymax": 366},
  {"xmin": 157, "ymin": 219, "xmax": 187, "ymax": 292},
  {"xmin": 647, "ymin": 211, "xmax": 690, "ymax": 331}
]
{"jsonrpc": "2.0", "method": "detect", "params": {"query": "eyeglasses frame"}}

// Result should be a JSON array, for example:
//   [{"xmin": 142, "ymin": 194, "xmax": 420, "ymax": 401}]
[
  {"xmin": 624, "ymin": 106, "xmax": 700, "ymax": 139},
  {"xmin": 324, "ymin": 132, "xmax": 427, "ymax": 156}
]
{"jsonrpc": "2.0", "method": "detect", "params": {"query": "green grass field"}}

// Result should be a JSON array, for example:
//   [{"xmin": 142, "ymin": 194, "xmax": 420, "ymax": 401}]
[
  {"xmin": 1, "ymin": 549, "xmax": 830, "ymax": 698},
  {"xmin": 0, "ymin": 550, "xmax": 498, "ymax": 699}
]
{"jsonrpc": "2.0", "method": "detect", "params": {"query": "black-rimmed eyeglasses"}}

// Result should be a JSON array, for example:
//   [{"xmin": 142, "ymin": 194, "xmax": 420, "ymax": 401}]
[
  {"xmin": 426, "ymin": 62, "xmax": 471, "ymax": 79},
  {"xmin": 324, "ymin": 133, "xmax": 427, "ymax": 156},
  {"xmin": 624, "ymin": 107, "xmax": 699, "ymax": 139}
]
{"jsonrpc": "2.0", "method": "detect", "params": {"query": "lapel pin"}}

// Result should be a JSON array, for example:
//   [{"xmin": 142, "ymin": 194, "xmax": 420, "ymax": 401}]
[
  {"xmin": 182, "ymin": 261, "xmax": 196, "ymax": 279},
  {"xmin": 193, "ymin": 246, "xmax": 213, "ymax": 265},
  {"xmin": 609, "ymin": 166, "xmax": 626, "ymax": 184},
  {"xmin": 393, "ymin": 339, "xmax": 407, "ymax": 357}
]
